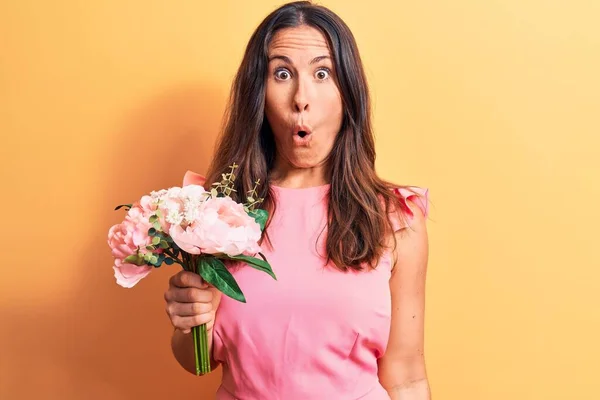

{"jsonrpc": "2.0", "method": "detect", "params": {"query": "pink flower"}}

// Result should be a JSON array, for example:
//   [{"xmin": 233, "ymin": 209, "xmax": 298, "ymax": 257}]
[
  {"xmin": 139, "ymin": 195, "xmax": 157, "ymax": 214},
  {"xmin": 123, "ymin": 206, "xmax": 154, "ymax": 249},
  {"xmin": 112, "ymin": 258, "xmax": 152, "ymax": 288},
  {"xmin": 169, "ymin": 196, "xmax": 262, "ymax": 257},
  {"xmin": 152, "ymin": 185, "xmax": 208, "ymax": 230},
  {"xmin": 108, "ymin": 205, "xmax": 155, "ymax": 288},
  {"xmin": 183, "ymin": 170, "xmax": 207, "ymax": 187}
]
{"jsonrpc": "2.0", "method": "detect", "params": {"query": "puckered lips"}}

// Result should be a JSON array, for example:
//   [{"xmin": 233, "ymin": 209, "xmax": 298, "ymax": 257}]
[{"xmin": 292, "ymin": 123, "xmax": 313, "ymax": 145}]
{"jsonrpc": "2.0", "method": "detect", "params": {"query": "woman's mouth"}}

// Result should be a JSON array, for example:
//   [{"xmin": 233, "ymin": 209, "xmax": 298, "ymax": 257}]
[
  {"xmin": 292, "ymin": 124, "xmax": 313, "ymax": 145},
  {"xmin": 293, "ymin": 126, "xmax": 313, "ymax": 146},
  {"xmin": 293, "ymin": 131, "xmax": 312, "ymax": 145}
]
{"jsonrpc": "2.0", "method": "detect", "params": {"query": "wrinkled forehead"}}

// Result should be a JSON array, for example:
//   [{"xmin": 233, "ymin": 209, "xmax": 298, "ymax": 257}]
[{"xmin": 267, "ymin": 25, "xmax": 331, "ymax": 57}]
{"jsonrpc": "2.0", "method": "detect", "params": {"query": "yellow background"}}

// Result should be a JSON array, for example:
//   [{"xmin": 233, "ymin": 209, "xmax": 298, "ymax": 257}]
[{"xmin": 1, "ymin": 1, "xmax": 599, "ymax": 399}]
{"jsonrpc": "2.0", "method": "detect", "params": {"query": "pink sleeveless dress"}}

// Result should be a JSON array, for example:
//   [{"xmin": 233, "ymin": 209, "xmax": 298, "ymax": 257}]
[{"xmin": 182, "ymin": 172, "xmax": 429, "ymax": 400}]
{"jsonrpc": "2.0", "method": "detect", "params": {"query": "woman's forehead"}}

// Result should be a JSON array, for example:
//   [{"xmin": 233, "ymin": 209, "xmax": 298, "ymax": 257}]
[{"xmin": 268, "ymin": 26, "xmax": 330, "ymax": 56}]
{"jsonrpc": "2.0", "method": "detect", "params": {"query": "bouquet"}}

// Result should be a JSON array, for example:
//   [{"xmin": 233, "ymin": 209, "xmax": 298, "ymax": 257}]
[{"xmin": 107, "ymin": 164, "xmax": 276, "ymax": 375}]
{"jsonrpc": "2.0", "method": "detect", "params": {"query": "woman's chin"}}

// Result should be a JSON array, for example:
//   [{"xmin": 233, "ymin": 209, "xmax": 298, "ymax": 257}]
[
  {"xmin": 278, "ymin": 147, "xmax": 327, "ymax": 170},
  {"xmin": 289, "ymin": 157, "xmax": 325, "ymax": 169}
]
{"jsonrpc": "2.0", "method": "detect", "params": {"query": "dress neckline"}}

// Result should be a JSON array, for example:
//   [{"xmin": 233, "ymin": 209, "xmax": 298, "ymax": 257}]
[{"xmin": 270, "ymin": 183, "xmax": 331, "ymax": 190}]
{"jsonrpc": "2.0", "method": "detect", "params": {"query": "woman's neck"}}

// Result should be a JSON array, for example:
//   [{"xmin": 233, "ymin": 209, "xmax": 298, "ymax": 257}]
[
  {"xmin": 269, "ymin": 173, "xmax": 329, "ymax": 189},
  {"xmin": 269, "ymin": 163, "xmax": 329, "ymax": 189}
]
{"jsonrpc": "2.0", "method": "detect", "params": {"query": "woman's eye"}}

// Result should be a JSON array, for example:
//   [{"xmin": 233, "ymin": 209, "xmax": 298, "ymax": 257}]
[
  {"xmin": 315, "ymin": 68, "xmax": 330, "ymax": 80},
  {"xmin": 275, "ymin": 69, "xmax": 291, "ymax": 80}
]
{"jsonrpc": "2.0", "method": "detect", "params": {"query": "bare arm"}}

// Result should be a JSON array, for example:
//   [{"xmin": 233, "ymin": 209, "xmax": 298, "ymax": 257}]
[{"xmin": 378, "ymin": 199, "xmax": 431, "ymax": 399}]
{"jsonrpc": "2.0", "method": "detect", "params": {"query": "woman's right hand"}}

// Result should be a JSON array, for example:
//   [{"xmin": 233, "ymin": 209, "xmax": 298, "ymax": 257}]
[{"xmin": 164, "ymin": 270, "xmax": 222, "ymax": 334}]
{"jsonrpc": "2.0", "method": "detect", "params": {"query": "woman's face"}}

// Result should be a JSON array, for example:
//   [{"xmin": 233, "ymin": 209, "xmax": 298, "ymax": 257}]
[{"xmin": 265, "ymin": 25, "xmax": 343, "ymax": 175}]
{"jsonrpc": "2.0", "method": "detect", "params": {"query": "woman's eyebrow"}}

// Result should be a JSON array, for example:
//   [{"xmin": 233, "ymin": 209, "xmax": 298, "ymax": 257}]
[
  {"xmin": 309, "ymin": 55, "xmax": 330, "ymax": 64},
  {"xmin": 268, "ymin": 55, "xmax": 293, "ymax": 64},
  {"xmin": 267, "ymin": 55, "xmax": 331, "ymax": 64}
]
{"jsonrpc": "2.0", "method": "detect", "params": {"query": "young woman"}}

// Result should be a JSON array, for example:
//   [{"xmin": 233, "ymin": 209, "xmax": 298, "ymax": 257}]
[{"xmin": 164, "ymin": 2, "xmax": 431, "ymax": 399}]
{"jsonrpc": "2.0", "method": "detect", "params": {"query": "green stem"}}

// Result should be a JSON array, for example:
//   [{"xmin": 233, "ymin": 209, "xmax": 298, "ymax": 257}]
[
  {"xmin": 192, "ymin": 255, "xmax": 211, "ymax": 375},
  {"xmin": 181, "ymin": 253, "xmax": 200, "ymax": 375},
  {"xmin": 163, "ymin": 249, "xmax": 184, "ymax": 266},
  {"xmin": 192, "ymin": 325, "xmax": 201, "ymax": 375},
  {"xmin": 181, "ymin": 252, "xmax": 191, "ymax": 271},
  {"xmin": 201, "ymin": 323, "xmax": 208, "ymax": 374}
]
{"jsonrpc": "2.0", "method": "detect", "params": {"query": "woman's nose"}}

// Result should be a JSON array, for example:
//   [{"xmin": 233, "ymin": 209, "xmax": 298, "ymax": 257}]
[{"xmin": 293, "ymin": 79, "xmax": 310, "ymax": 112}]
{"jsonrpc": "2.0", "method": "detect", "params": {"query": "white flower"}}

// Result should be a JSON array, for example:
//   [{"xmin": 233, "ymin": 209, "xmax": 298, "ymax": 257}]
[
  {"xmin": 161, "ymin": 197, "xmax": 183, "ymax": 225},
  {"xmin": 154, "ymin": 184, "xmax": 208, "ymax": 228},
  {"xmin": 166, "ymin": 208, "xmax": 184, "ymax": 225},
  {"xmin": 183, "ymin": 200, "xmax": 200, "ymax": 223},
  {"xmin": 180, "ymin": 184, "xmax": 207, "ymax": 200},
  {"xmin": 166, "ymin": 187, "xmax": 182, "ymax": 199},
  {"xmin": 150, "ymin": 189, "xmax": 168, "ymax": 201}
]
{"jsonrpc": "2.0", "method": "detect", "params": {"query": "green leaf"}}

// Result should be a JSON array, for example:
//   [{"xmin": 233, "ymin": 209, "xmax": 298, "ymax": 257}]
[
  {"xmin": 145, "ymin": 245, "xmax": 154, "ymax": 251},
  {"xmin": 248, "ymin": 209, "xmax": 268, "ymax": 231},
  {"xmin": 155, "ymin": 253, "xmax": 165, "ymax": 267},
  {"xmin": 143, "ymin": 252, "xmax": 158, "ymax": 264},
  {"xmin": 197, "ymin": 258, "xmax": 246, "ymax": 303},
  {"xmin": 115, "ymin": 203, "xmax": 132, "ymax": 211},
  {"xmin": 152, "ymin": 221, "xmax": 161, "ymax": 230},
  {"xmin": 157, "ymin": 231, "xmax": 171, "ymax": 242},
  {"xmin": 211, "ymin": 188, "xmax": 218, "ymax": 198},
  {"xmin": 225, "ymin": 254, "xmax": 276, "ymax": 280},
  {"xmin": 149, "ymin": 215, "xmax": 158, "ymax": 223},
  {"xmin": 155, "ymin": 209, "xmax": 163, "ymax": 218},
  {"xmin": 164, "ymin": 257, "xmax": 174, "ymax": 266},
  {"xmin": 148, "ymin": 227, "xmax": 157, "ymax": 236},
  {"xmin": 152, "ymin": 236, "xmax": 161, "ymax": 245},
  {"xmin": 159, "ymin": 240, "xmax": 170, "ymax": 249},
  {"xmin": 124, "ymin": 254, "xmax": 146, "ymax": 266}
]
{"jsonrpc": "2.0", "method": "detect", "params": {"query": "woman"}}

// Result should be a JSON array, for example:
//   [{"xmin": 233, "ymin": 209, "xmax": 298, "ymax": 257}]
[{"xmin": 164, "ymin": 1, "xmax": 431, "ymax": 399}]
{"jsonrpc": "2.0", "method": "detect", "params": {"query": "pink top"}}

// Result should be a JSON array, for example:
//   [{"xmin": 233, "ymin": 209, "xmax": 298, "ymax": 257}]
[{"xmin": 183, "ymin": 172, "xmax": 429, "ymax": 400}]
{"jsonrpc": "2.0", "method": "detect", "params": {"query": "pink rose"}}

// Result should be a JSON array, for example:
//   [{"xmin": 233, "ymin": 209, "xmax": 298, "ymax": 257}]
[
  {"xmin": 139, "ymin": 195, "xmax": 157, "ymax": 213},
  {"xmin": 125, "ymin": 203, "xmax": 156, "ymax": 244},
  {"xmin": 112, "ymin": 258, "xmax": 152, "ymax": 288},
  {"xmin": 169, "ymin": 197, "xmax": 262, "ymax": 257},
  {"xmin": 108, "ymin": 206, "xmax": 154, "ymax": 288}
]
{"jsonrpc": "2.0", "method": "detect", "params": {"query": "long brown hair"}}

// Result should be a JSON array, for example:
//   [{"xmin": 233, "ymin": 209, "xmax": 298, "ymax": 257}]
[{"xmin": 205, "ymin": 1, "xmax": 422, "ymax": 271}]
